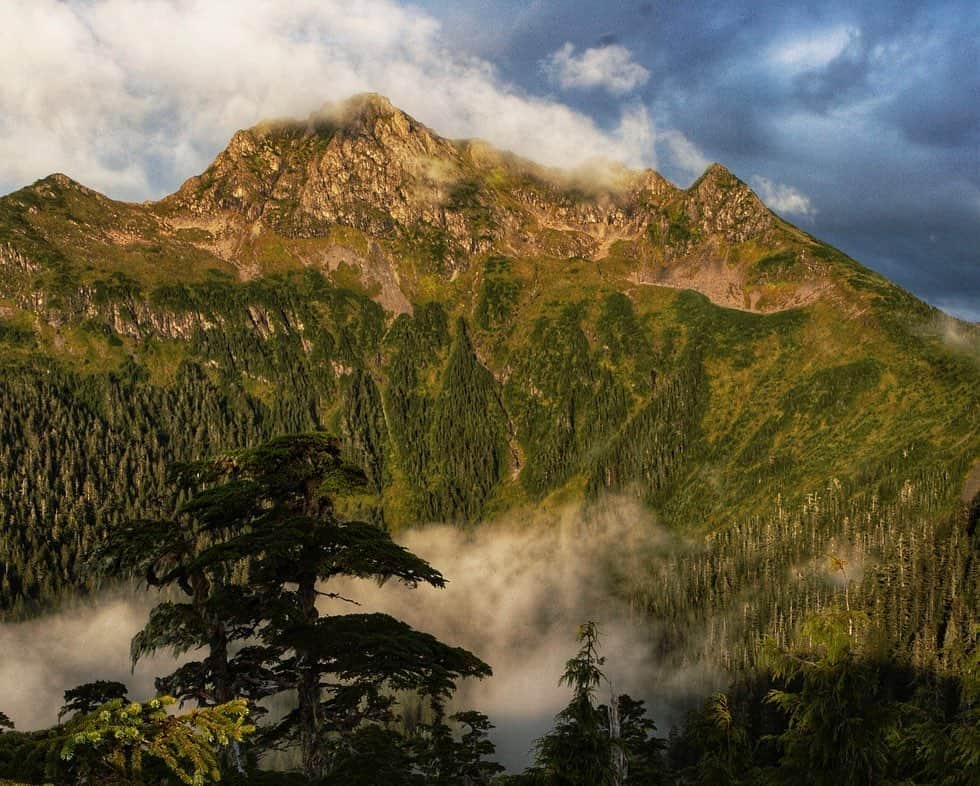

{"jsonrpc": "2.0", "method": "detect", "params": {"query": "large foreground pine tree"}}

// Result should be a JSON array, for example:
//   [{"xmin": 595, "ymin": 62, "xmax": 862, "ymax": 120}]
[{"xmin": 98, "ymin": 432, "xmax": 491, "ymax": 780}]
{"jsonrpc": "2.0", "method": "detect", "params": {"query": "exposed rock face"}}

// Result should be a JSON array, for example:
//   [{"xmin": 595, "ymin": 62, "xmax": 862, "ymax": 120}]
[
  {"xmin": 170, "ymin": 94, "xmax": 470, "ymax": 239},
  {"xmin": 684, "ymin": 164, "xmax": 775, "ymax": 244},
  {"xmin": 320, "ymin": 243, "xmax": 413, "ymax": 316},
  {"xmin": 167, "ymin": 93, "xmax": 771, "ymax": 263}
]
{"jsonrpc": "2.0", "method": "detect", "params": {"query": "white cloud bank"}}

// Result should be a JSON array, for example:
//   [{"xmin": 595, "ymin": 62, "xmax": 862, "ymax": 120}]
[
  {"xmin": 0, "ymin": 593, "xmax": 176, "ymax": 730},
  {"xmin": 0, "ymin": 0, "xmax": 670, "ymax": 200},
  {"xmin": 542, "ymin": 43, "xmax": 651, "ymax": 95},
  {"xmin": 750, "ymin": 175, "xmax": 817, "ymax": 218},
  {"xmin": 320, "ymin": 499, "xmax": 720, "ymax": 767}
]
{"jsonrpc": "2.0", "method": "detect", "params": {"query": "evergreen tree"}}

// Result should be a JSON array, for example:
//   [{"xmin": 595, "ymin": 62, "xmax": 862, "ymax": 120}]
[
  {"xmin": 899, "ymin": 623, "xmax": 980, "ymax": 785},
  {"xmin": 530, "ymin": 621, "xmax": 617, "ymax": 786},
  {"xmin": 669, "ymin": 691, "xmax": 754, "ymax": 785},
  {"xmin": 110, "ymin": 433, "xmax": 492, "ymax": 781},
  {"xmin": 764, "ymin": 609, "xmax": 902, "ymax": 786},
  {"xmin": 59, "ymin": 680, "xmax": 128, "ymax": 722},
  {"xmin": 412, "ymin": 710, "xmax": 505, "ymax": 785},
  {"xmin": 526, "ymin": 623, "xmax": 667, "ymax": 786},
  {"xmin": 93, "ymin": 496, "xmax": 271, "ymax": 716},
  {"xmin": 612, "ymin": 694, "xmax": 668, "ymax": 786},
  {"xmin": 59, "ymin": 695, "xmax": 253, "ymax": 786},
  {"xmin": 317, "ymin": 725, "xmax": 424, "ymax": 786}
]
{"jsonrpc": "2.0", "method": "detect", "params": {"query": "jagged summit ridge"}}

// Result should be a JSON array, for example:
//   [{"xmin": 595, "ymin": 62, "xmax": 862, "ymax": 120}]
[
  {"xmin": 2, "ymin": 93, "xmax": 887, "ymax": 313},
  {"xmin": 163, "ymin": 94, "xmax": 778, "ymax": 270},
  {"xmin": 170, "ymin": 92, "xmax": 755, "ymax": 220}
]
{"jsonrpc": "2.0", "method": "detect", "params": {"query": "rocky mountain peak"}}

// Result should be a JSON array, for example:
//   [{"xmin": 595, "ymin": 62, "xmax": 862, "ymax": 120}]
[
  {"xmin": 683, "ymin": 162, "xmax": 774, "ymax": 243},
  {"xmin": 230, "ymin": 93, "xmax": 410, "ymax": 144},
  {"xmin": 308, "ymin": 93, "xmax": 438, "ymax": 149},
  {"xmin": 696, "ymin": 161, "xmax": 736, "ymax": 183},
  {"xmin": 324, "ymin": 92, "xmax": 398, "ymax": 126},
  {"xmin": 26, "ymin": 173, "xmax": 101, "ymax": 202},
  {"xmin": 633, "ymin": 169, "xmax": 680, "ymax": 202},
  {"xmin": 43, "ymin": 173, "xmax": 84, "ymax": 190},
  {"xmin": 166, "ymin": 93, "xmax": 461, "ymax": 232},
  {"xmin": 147, "ymin": 94, "xmax": 831, "ymax": 310}
]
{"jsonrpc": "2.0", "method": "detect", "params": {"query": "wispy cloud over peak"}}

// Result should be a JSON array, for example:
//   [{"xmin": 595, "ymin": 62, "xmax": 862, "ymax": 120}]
[
  {"xmin": 657, "ymin": 129, "xmax": 711, "ymax": 179},
  {"xmin": 542, "ymin": 42, "xmax": 650, "ymax": 95},
  {"xmin": 750, "ymin": 175, "xmax": 817, "ymax": 218}
]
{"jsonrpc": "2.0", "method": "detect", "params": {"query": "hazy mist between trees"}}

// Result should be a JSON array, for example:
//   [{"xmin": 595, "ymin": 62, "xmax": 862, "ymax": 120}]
[
  {"xmin": 0, "ymin": 593, "xmax": 166, "ymax": 730},
  {"xmin": 0, "ymin": 496, "xmax": 721, "ymax": 768}
]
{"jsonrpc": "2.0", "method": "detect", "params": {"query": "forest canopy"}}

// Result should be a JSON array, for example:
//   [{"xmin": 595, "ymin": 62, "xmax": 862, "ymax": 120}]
[{"xmin": 1, "ymin": 436, "xmax": 977, "ymax": 784}]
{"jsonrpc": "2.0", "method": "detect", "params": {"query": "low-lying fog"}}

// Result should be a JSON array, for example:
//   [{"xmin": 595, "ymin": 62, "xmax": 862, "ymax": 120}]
[{"xmin": 0, "ymin": 497, "xmax": 720, "ymax": 769}]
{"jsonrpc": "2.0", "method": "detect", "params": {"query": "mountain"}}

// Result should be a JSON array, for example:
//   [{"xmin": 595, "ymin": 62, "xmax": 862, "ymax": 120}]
[{"xmin": 0, "ymin": 94, "xmax": 977, "ymax": 669}]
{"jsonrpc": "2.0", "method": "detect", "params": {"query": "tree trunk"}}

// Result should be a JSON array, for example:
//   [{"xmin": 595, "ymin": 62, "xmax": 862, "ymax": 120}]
[
  {"xmin": 296, "ymin": 573, "xmax": 322, "ymax": 778},
  {"xmin": 207, "ymin": 623, "xmax": 232, "ymax": 704},
  {"xmin": 192, "ymin": 571, "xmax": 240, "ymax": 774},
  {"xmin": 189, "ymin": 570, "xmax": 233, "ymax": 705}
]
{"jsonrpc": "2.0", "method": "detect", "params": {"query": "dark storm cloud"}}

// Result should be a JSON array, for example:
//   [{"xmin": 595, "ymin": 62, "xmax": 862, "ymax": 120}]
[
  {"xmin": 877, "ymin": 27, "xmax": 980, "ymax": 150},
  {"xmin": 421, "ymin": 0, "xmax": 979, "ymax": 320}
]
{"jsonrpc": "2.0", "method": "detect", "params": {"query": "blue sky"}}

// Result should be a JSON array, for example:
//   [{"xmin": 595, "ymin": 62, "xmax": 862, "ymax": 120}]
[{"xmin": 2, "ymin": 0, "xmax": 977, "ymax": 319}]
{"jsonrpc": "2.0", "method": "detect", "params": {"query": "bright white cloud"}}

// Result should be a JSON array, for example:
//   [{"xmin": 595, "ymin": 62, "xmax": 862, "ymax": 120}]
[
  {"xmin": 543, "ymin": 42, "xmax": 651, "ymax": 94},
  {"xmin": 750, "ymin": 175, "xmax": 817, "ymax": 218},
  {"xmin": 0, "ymin": 0, "xmax": 663, "ymax": 200},
  {"xmin": 657, "ymin": 129, "xmax": 711, "ymax": 178},
  {"xmin": 769, "ymin": 25, "xmax": 859, "ymax": 73}
]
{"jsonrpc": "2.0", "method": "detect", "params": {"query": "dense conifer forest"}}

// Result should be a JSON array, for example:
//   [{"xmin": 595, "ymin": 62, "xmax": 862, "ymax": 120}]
[
  {"xmin": 1, "ymin": 435, "xmax": 977, "ymax": 784},
  {"xmin": 1, "ymin": 272, "xmax": 974, "ymax": 686}
]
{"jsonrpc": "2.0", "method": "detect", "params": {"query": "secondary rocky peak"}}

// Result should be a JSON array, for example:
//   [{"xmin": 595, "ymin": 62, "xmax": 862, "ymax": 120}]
[
  {"xmin": 30, "ymin": 173, "xmax": 99, "ymax": 199},
  {"xmin": 696, "ymin": 161, "xmax": 736, "ymax": 183},
  {"xmin": 44, "ymin": 173, "xmax": 83, "ymax": 189},
  {"xmin": 633, "ymin": 169, "xmax": 680, "ymax": 202},
  {"xmin": 684, "ymin": 162, "xmax": 774, "ymax": 243}
]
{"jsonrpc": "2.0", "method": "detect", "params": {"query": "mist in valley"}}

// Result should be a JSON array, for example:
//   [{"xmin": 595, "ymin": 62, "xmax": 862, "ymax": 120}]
[
  {"xmin": 0, "ymin": 593, "xmax": 178, "ymax": 731},
  {"xmin": 326, "ymin": 497, "xmax": 722, "ymax": 766},
  {"xmin": 0, "ymin": 497, "xmax": 721, "ymax": 769}
]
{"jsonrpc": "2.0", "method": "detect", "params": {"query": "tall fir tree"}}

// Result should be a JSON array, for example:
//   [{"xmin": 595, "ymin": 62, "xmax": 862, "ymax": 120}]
[
  {"xmin": 100, "ymin": 432, "xmax": 492, "ymax": 780},
  {"xmin": 529, "ymin": 621, "xmax": 618, "ymax": 786}
]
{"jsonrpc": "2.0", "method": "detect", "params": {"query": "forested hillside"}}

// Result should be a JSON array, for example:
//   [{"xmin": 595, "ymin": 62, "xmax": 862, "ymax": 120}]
[
  {"xmin": 1, "ymin": 437, "xmax": 976, "ymax": 785},
  {"xmin": 0, "ymin": 94, "xmax": 976, "ymax": 682}
]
